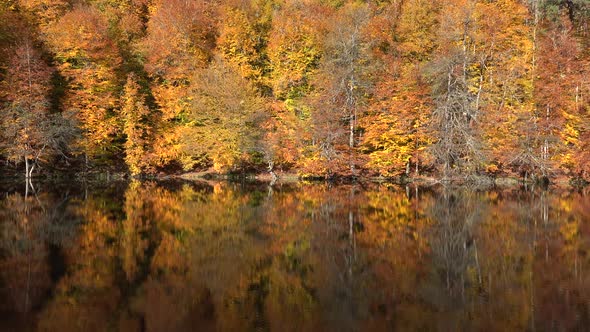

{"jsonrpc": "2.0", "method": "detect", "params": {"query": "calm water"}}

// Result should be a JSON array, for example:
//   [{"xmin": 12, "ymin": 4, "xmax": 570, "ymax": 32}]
[{"xmin": 0, "ymin": 180, "xmax": 589, "ymax": 332}]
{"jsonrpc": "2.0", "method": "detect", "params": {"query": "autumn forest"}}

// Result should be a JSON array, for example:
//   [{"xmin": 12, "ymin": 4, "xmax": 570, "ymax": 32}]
[{"xmin": 1, "ymin": 0, "xmax": 589, "ymax": 183}]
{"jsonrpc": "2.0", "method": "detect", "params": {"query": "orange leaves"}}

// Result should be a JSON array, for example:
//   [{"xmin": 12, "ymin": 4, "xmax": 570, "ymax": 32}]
[
  {"xmin": 46, "ymin": 5, "xmax": 115, "ymax": 63},
  {"xmin": 361, "ymin": 1, "xmax": 436, "ymax": 177},
  {"xmin": 2, "ymin": 0, "xmax": 590, "ymax": 179},
  {"xmin": 142, "ymin": 0, "xmax": 214, "ymax": 77},
  {"xmin": 0, "ymin": 40, "xmax": 60, "ymax": 171},
  {"xmin": 473, "ymin": 0, "xmax": 535, "ymax": 175},
  {"xmin": 304, "ymin": 2, "xmax": 374, "ymax": 177},
  {"xmin": 18, "ymin": 0, "xmax": 70, "ymax": 27},
  {"xmin": 39, "ymin": 4, "xmax": 123, "ymax": 160},
  {"xmin": 535, "ymin": 13, "xmax": 588, "ymax": 176},
  {"xmin": 262, "ymin": 102, "xmax": 304, "ymax": 168},
  {"xmin": 4, "ymin": 41, "xmax": 52, "ymax": 104},
  {"xmin": 362, "ymin": 63, "xmax": 433, "ymax": 176},
  {"xmin": 395, "ymin": 0, "xmax": 440, "ymax": 61},
  {"xmin": 140, "ymin": 0, "xmax": 218, "ymax": 171}
]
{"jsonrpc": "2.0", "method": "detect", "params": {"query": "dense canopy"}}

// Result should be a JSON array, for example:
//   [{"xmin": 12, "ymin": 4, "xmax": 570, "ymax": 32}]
[{"xmin": 0, "ymin": 0, "xmax": 589, "ymax": 182}]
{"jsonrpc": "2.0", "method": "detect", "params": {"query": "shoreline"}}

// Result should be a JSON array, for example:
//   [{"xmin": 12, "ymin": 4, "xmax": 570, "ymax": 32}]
[
  {"xmin": 0, "ymin": 168, "xmax": 584, "ymax": 189},
  {"xmin": 173, "ymin": 171, "xmax": 579, "ymax": 189}
]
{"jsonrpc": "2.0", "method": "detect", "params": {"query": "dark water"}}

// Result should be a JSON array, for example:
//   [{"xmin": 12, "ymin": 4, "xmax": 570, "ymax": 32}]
[{"xmin": 0, "ymin": 180, "xmax": 589, "ymax": 332}]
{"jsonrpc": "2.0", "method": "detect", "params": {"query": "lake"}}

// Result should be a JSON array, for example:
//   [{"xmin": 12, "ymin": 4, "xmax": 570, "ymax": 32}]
[{"xmin": 0, "ymin": 180, "xmax": 588, "ymax": 331}]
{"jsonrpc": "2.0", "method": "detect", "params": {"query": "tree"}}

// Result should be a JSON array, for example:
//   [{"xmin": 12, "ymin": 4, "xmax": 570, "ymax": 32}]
[
  {"xmin": 217, "ymin": 6, "xmax": 266, "ymax": 86},
  {"xmin": 534, "ymin": 10, "xmax": 587, "ymax": 178},
  {"xmin": 43, "ymin": 4, "xmax": 122, "ymax": 165},
  {"xmin": 428, "ymin": 0, "xmax": 486, "ymax": 179},
  {"xmin": 17, "ymin": 0, "xmax": 71, "ymax": 28},
  {"xmin": 472, "ymin": 0, "xmax": 536, "ymax": 179},
  {"xmin": 264, "ymin": 0, "xmax": 327, "ymax": 172},
  {"xmin": 267, "ymin": 0, "xmax": 323, "ymax": 101},
  {"xmin": 141, "ymin": 0, "xmax": 216, "ymax": 170},
  {"xmin": 0, "ymin": 41, "xmax": 73, "ymax": 178},
  {"xmin": 306, "ymin": 2, "xmax": 374, "ymax": 177},
  {"xmin": 361, "ymin": 0, "xmax": 439, "ymax": 177},
  {"xmin": 181, "ymin": 57, "xmax": 266, "ymax": 172},
  {"xmin": 122, "ymin": 74, "xmax": 153, "ymax": 176}
]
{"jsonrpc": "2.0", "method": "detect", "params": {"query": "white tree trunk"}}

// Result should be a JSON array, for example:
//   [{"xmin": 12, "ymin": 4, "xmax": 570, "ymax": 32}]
[{"xmin": 25, "ymin": 156, "xmax": 30, "ymax": 179}]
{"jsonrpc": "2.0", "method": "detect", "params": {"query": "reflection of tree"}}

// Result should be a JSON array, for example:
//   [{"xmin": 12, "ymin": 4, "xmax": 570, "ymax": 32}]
[
  {"xmin": 133, "ymin": 182, "xmax": 218, "ymax": 331},
  {"xmin": 427, "ymin": 189, "xmax": 483, "ymax": 299},
  {"xmin": 0, "ymin": 188, "xmax": 78, "ymax": 319},
  {"xmin": 1, "ymin": 181, "xmax": 586, "ymax": 332},
  {"xmin": 38, "ymin": 181, "xmax": 208, "ymax": 331},
  {"xmin": 467, "ymin": 189, "xmax": 533, "ymax": 331},
  {"xmin": 0, "ymin": 193, "xmax": 51, "ymax": 314},
  {"xmin": 38, "ymin": 194, "xmax": 121, "ymax": 332},
  {"xmin": 357, "ymin": 185, "xmax": 432, "ymax": 330},
  {"xmin": 531, "ymin": 190, "xmax": 590, "ymax": 331},
  {"xmin": 305, "ymin": 186, "xmax": 372, "ymax": 332}
]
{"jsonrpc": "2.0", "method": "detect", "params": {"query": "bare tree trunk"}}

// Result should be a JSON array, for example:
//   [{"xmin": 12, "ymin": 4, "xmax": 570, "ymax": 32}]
[
  {"xmin": 25, "ymin": 156, "xmax": 30, "ymax": 179},
  {"xmin": 349, "ymin": 111, "xmax": 354, "ymax": 149},
  {"xmin": 28, "ymin": 162, "xmax": 35, "ymax": 179},
  {"xmin": 349, "ymin": 111, "xmax": 355, "ymax": 174},
  {"xmin": 268, "ymin": 160, "xmax": 277, "ymax": 185},
  {"xmin": 348, "ymin": 77, "xmax": 356, "ymax": 174}
]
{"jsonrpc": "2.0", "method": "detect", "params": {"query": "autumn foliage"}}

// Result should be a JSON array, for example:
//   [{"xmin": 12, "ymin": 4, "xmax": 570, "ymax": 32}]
[{"xmin": 0, "ymin": 0, "xmax": 589, "ymax": 182}]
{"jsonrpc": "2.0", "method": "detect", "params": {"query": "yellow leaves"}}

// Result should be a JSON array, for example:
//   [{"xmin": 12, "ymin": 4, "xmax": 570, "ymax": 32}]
[
  {"xmin": 560, "ymin": 219, "xmax": 580, "ymax": 246},
  {"xmin": 562, "ymin": 122, "xmax": 580, "ymax": 145},
  {"xmin": 396, "ymin": 0, "xmax": 439, "ymax": 60},
  {"xmin": 122, "ymin": 74, "xmax": 153, "ymax": 175},
  {"xmin": 218, "ymin": 7, "xmax": 263, "ymax": 82},
  {"xmin": 178, "ymin": 57, "xmax": 265, "ymax": 172},
  {"xmin": 267, "ymin": 2, "xmax": 323, "ymax": 99},
  {"xmin": 486, "ymin": 163, "xmax": 499, "ymax": 174}
]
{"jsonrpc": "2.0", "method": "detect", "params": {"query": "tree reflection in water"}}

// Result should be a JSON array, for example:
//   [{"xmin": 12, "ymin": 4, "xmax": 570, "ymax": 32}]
[{"xmin": 0, "ymin": 181, "xmax": 588, "ymax": 331}]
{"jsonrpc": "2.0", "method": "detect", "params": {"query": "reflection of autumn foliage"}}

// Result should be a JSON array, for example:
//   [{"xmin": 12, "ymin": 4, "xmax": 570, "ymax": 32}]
[
  {"xmin": 38, "ymin": 194, "xmax": 120, "ymax": 332},
  {"xmin": 0, "ymin": 194, "xmax": 52, "ymax": 314},
  {"xmin": 0, "ymin": 182, "xmax": 585, "ymax": 331},
  {"xmin": 531, "ymin": 191, "xmax": 590, "ymax": 331}
]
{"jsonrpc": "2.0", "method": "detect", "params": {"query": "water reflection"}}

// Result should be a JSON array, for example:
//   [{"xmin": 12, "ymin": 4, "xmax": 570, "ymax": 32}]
[{"xmin": 0, "ymin": 181, "xmax": 589, "ymax": 331}]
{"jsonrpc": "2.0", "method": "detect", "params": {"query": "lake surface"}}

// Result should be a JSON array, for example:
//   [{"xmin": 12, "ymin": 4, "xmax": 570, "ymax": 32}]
[{"xmin": 0, "ymin": 180, "xmax": 589, "ymax": 331}]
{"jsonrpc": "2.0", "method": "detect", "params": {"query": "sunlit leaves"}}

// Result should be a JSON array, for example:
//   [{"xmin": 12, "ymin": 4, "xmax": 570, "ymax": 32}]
[
  {"xmin": 182, "ymin": 57, "xmax": 267, "ymax": 172},
  {"xmin": 122, "ymin": 74, "xmax": 153, "ymax": 175}
]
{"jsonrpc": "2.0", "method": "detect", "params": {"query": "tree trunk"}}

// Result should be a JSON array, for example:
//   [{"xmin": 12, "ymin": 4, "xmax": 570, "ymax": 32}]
[
  {"xmin": 349, "ymin": 110, "xmax": 355, "ymax": 174},
  {"xmin": 28, "ymin": 163, "xmax": 35, "ymax": 179},
  {"xmin": 349, "ymin": 112, "xmax": 354, "ymax": 148},
  {"xmin": 268, "ymin": 161, "xmax": 277, "ymax": 185},
  {"xmin": 25, "ymin": 156, "xmax": 30, "ymax": 179}
]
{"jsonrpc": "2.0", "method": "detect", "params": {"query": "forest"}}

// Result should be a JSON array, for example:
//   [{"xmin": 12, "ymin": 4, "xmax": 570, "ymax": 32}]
[{"xmin": 0, "ymin": 0, "xmax": 589, "ymax": 183}]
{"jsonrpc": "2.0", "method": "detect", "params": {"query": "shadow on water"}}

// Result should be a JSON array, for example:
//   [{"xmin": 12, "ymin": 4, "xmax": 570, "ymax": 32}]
[{"xmin": 0, "ymin": 179, "xmax": 589, "ymax": 331}]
